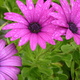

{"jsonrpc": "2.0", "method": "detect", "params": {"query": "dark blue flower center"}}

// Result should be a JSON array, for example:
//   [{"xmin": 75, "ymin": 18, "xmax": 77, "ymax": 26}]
[
  {"xmin": 68, "ymin": 22, "xmax": 78, "ymax": 33},
  {"xmin": 44, "ymin": 0, "xmax": 47, "ymax": 2},
  {"xmin": 28, "ymin": 22, "xmax": 41, "ymax": 33}
]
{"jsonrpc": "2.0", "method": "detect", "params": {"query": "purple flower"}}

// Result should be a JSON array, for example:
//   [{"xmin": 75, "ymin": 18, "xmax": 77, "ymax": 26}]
[
  {"xmin": 0, "ymin": 39, "xmax": 22, "ymax": 80},
  {"xmin": 50, "ymin": 0, "xmax": 80, "ymax": 44},
  {"xmin": 2, "ymin": 0, "xmax": 57, "ymax": 51}
]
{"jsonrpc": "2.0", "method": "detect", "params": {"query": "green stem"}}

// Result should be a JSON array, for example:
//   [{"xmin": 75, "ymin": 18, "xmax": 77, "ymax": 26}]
[{"xmin": 71, "ymin": 61, "xmax": 75, "ymax": 80}]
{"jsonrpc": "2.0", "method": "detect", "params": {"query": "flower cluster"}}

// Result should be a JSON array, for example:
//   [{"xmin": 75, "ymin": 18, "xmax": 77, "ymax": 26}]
[
  {"xmin": 0, "ymin": 39, "xmax": 22, "ymax": 80},
  {"xmin": 50, "ymin": 0, "xmax": 80, "ymax": 45},
  {"xmin": 2, "ymin": 0, "xmax": 80, "ymax": 50}
]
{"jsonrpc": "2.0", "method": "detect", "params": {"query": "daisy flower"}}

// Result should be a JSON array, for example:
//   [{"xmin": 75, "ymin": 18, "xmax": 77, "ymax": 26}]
[
  {"xmin": 50, "ymin": 0, "xmax": 80, "ymax": 44},
  {"xmin": 2, "ymin": 0, "xmax": 56, "ymax": 51},
  {"xmin": 0, "ymin": 39, "xmax": 22, "ymax": 80}
]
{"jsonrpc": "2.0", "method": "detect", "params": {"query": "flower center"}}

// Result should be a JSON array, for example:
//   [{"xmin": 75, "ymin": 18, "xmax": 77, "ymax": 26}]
[
  {"xmin": 68, "ymin": 22, "xmax": 78, "ymax": 33},
  {"xmin": 28, "ymin": 22, "xmax": 41, "ymax": 33},
  {"xmin": 44, "ymin": 0, "xmax": 47, "ymax": 2}
]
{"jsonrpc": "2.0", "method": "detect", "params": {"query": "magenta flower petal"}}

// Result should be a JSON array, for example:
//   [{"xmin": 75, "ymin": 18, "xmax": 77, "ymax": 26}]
[
  {"xmin": 10, "ymin": 29, "xmax": 29, "ymax": 41},
  {"xmin": 74, "ymin": 12, "xmax": 80, "ymax": 24},
  {"xmin": 0, "ymin": 39, "xmax": 6, "ymax": 51},
  {"xmin": 30, "ymin": 34, "xmax": 37, "ymax": 51},
  {"xmin": 0, "ymin": 74, "xmax": 5, "ymax": 80},
  {"xmin": 52, "ymin": 27, "xmax": 66, "ymax": 41},
  {"xmin": 49, "ymin": 12, "xmax": 64, "ymax": 20},
  {"xmin": 60, "ymin": 0, "xmax": 71, "ymax": 22},
  {"xmin": 1, "ymin": 72, "xmax": 13, "ymax": 80},
  {"xmin": 41, "ymin": 25, "xmax": 54, "ymax": 33},
  {"xmin": 16, "ymin": 0, "xmax": 32, "ymax": 22},
  {"xmin": 34, "ymin": 0, "xmax": 43, "ymax": 22},
  {"xmin": 19, "ymin": 33, "xmax": 31, "ymax": 46},
  {"xmin": 26, "ymin": 0, "xmax": 34, "ymax": 10},
  {"xmin": 5, "ymin": 29, "xmax": 18, "ymax": 38},
  {"xmin": 38, "ymin": 36, "xmax": 46, "ymax": 49},
  {"xmin": 66, "ymin": 29, "xmax": 73, "ymax": 40},
  {"xmin": 0, "ymin": 39, "xmax": 22, "ymax": 80},
  {"xmin": 77, "ymin": 23, "xmax": 80, "ymax": 28},
  {"xmin": 74, "ymin": 34, "xmax": 80, "ymax": 45},
  {"xmin": 1, "ymin": 56, "xmax": 21, "ymax": 66},
  {"xmin": 71, "ymin": 1, "xmax": 80, "ymax": 22},
  {"xmin": 0, "ymin": 67, "xmax": 18, "ymax": 80},
  {"xmin": 10, "ymin": 67, "xmax": 20, "ymax": 74},
  {"xmin": 2, "ymin": 23, "xmax": 27, "ymax": 30},
  {"xmin": 4, "ymin": 12, "xmax": 28, "ymax": 25},
  {"xmin": 70, "ymin": 0, "xmax": 75, "ymax": 8},
  {"xmin": 39, "ymin": 32, "xmax": 55, "ymax": 45},
  {"xmin": 52, "ymin": 20, "xmax": 68, "ymax": 27},
  {"xmin": 43, "ymin": 0, "xmax": 51, "ymax": 10},
  {"xmin": 51, "ymin": 2, "xmax": 64, "ymax": 16},
  {"xmin": 3, "ymin": 0, "xmax": 57, "ymax": 51},
  {"xmin": 39, "ymin": 10, "xmax": 50, "ymax": 24},
  {"xmin": 0, "ymin": 43, "xmax": 17, "ymax": 60}
]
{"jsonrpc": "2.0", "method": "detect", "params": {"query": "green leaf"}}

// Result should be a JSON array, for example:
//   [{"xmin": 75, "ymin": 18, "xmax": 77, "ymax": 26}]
[
  {"xmin": 38, "ymin": 60, "xmax": 53, "ymax": 76},
  {"xmin": 71, "ymin": 42, "xmax": 79, "ymax": 49},
  {"xmin": 51, "ymin": 55, "xmax": 61, "ymax": 62},
  {"xmin": 72, "ymin": 50, "xmax": 80, "ymax": 64},
  {"xmin": 21, "ymin": 67, "xmax": 30, "ymax": 80},
  {"xmin": 71, "ymin": 61, "xmax": 75, "ymax": 80},
  {"xmin": 61, "ymin": 44, "xmax": 74, "ymax": 53},
  {"xmin": 18, "ymin": 74, "xmax": 23, "ymax": 80},
  {"xmin": 53, "ymin": 77, "xmax": 59, "ymax": 80},
  {"xmin": 61, "ymin": 54, "xmax": 73, "ymax": 67},
  {"xmin": 28, "ymin": 67, "xmax": 41, "ymax": 80},
  {"xmin": 0, "ymin": 0, "xmax": 4, "ymax": 6},
  {"xmin": 58, "ymin": 74, "xmax": 68, "ymax": 80},
  {"xmin": 75, "ymin": 68, "xmax": 80, "ymax": 80},
  {"xmin": 52, "ymin": 0, "xmax": 60, "ymax": 3}
]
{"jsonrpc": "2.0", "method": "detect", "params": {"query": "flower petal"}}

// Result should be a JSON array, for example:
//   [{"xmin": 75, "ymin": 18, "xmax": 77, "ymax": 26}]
[
  {"xmin": 39, "ymin": 32, "xmax": 55, "ymax": 45},
  {"xmin": 41, "ymin": 25, "xmax": 54, "ymax": 33},
  {"xmin": 51, "ymin": 2, "xmax": 64, "ymax": 15},
  {"xmin": 43, "ymin": 0, "xmax": 51, "ymax": 10},
  {"xmin": 38, "ymin": 35, "xmax": 46, "ymax": 49},
  {"xmin": 2, "ymin": 23, "xmax": 27, "ymax": 30},
  {"xmin": 0, "ymin": 43, "xmax": 17, "ymax": 60},
  {"xmin": 66, "ymin": 29, "xmax": 73, "ymax": 40},
  {"xmin": 71, "ymin": 1, "xmax": 80, "ymax": 22},
  {"xmin": 52, "ymin": 27, "xmax": 66, "ymax": 41},
  {"xmin": 74, "ymin": 34, "xmax": 80, "ymax": 45},
  {"xmin": 60, "ymin": 0, "xmax": 71, "ymax": 22},
  {"xmin": 4, "ymin": 12, "xmax": 27, "ymax": 25},
  {"xmin": 10, "ymin": 67, "xmax": 20, "ymax": 74},
  {"xmin": 0, "ymin": 72, "xmax": 11, "ymax": 80},
  {"xmin": 26, "ymin": 0, "xmax": 34, "ymax": 10},
  {"xmin": 0, "ymin": 74, "xmax": 5, "ymax": 80},
  {"xmin": 26, "ymin": 0, "xmax": 34, "ymax": 22},
  {"xmin": 0, "ymin": 39, "xmax": 6, "ymax": 51},
  {"xmin": 70, "ymin": 0, "xmax": 75, "ymax": 8},
  {"xmin": 10, "ymin": 29, "xmax": 29, "ymax": 41},
  {"xmin": 1, "ymin": 56, "xmax": 22, "ymax": 66},
  {"xmin": 49, "ymin": 12, "xmax": 66, "ymax": 21},
  {"xmin": 5, "ymin": 29, "xmax": 19, "ymax": 38},
  {"xmin": 52, "ymin": 20, "xmax": 68, "ymax": 27},
  {"xmin": 16, "ymin": 0, "xmax": 32, "ymax": 22},
  {"xmin": 34, "ymin": 0, "xmax": 43, "ymax": 21},
  {"xmin": 77, "ymin": 22, "xmax": 80, "ymax": 28},
  {"xmin": 18, "ymin": 33, "xmax": 31, "ymax": 46},
  {"xmin": 74, "ymin": 12, "xmax": 80, "ymax": 24},
  {"xmin": 30, "ymin": 33, "xmax": 37, "ymax": 51},
  {"xmin": 0, "ymin": 67, "xmax": 18, "ymax": 80}
]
